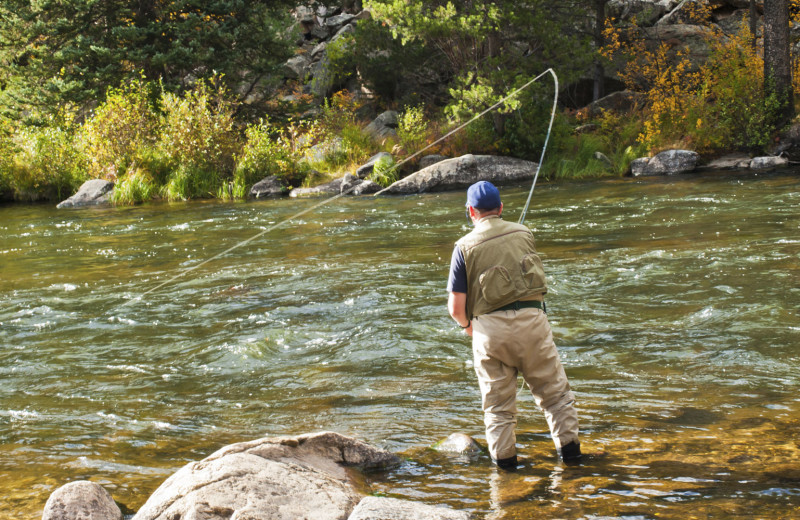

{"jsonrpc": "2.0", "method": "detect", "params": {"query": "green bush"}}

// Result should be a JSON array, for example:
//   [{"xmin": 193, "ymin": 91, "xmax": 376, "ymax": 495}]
[
  {"xmin": 80, "ymin": 76, "xmax": 160, "ymax": 179},
  {"xmin": 9, "ymin": 125, "xmax": 87, "ymax": 201},
  {"xmin": 158, "ymin": 78, "xmax": 240, "ymax": 200},
  {"xmin": 397, "ymin": 105, "xmax": 429, "ymax": 156},
  {"xmin": 368, "ymin": 154, "xmax": 398, "ymax": 187},
  {"xmin": 234, "ymin": 119, "xmax": 314, "ymax": 195}
]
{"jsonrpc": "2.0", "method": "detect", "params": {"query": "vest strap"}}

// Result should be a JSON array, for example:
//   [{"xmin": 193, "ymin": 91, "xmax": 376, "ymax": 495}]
[{"xmin": 492, "ymin": 300, "xmax": 546, "ymax": 313}]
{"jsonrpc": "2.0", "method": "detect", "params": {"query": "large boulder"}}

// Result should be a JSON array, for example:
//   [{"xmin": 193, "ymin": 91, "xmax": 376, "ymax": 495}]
[
  {"xmin": 56, "ymin": 179, "xmax": 114, "ymax": 209},
  {"xmin": 376, "ymin": 155, "xmax": 538, "ymax": 195},
  {"xmin": 43, "ymin": 481, "xmax": 122, "ymax": 520},
  {"xmin": 631, "ymin": 149, "xmax": 698, "ymax": 176},
  {"xmin": 133, "ymin": 432, "xmax": 401, "ymax": 520},
  {"xmin": 347, "ymin": 497, "xmax": 471, "ymax": 520}
]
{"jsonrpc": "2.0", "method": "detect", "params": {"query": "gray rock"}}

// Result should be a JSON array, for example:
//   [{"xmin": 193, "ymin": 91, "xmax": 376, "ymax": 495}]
[
  {"xmin": 702, "ymin": 153, "xmax": 752, "ymax": 170},
  {"xmin": 351, "ymin": 179, "xmax": 382, "ymax": 195},
  {"xmin": 347, "ymin": 497, "xmax": 471, "ymax": 520},
  {"xmin": 431, "ymin": 433, "xmax": 483, "ymax": 457},
  {"xmin": 364, "ymin": 111, "xmax": 399, "ymax": 141},
  {"xmin": 376, "ymin": 154, "xmax": 538, "ymax": 195},
  {"xmin": 57, "ymin": 179, "xmax": 114, "ymax": 209},
  {"xmin": 290, "ymin": 174, "xmax": 379, "ymax": 197},
  {"xmin": 750, "ymin": 155, "xmax": 788, "ymax": 170},
  {"xmin": 309, "ymin": 24, "xmax": 331, "ymax": 41},
  {"xmin": 354, "ymin": 9, "xmax": 372, "ymax": 21},
  {"xmin": 355, "ymin": 152, "xmax": 393, "ymax": 178},
  {"xmin": 133, "ymin": 432, "xmax": 400, "ymax": 520},
  {"xmin": 631, "ymin": 149, "xmax": 698, "ymax": 176},
  {"xmin": 311, "ymin": 42, "xmax": 328, "ymax": 60},
  {"xmin": 326, "ymin": 13, "xmax": 357, "ymax": 30},
  {"xmin": 283, "ymin": 55, "xmax": 311, "ymax": 80},
  {"xmin": 249, "ymin": 176, "xmax": 286, "ymax": 198},
  {"xmin": 43, "ymin": 481, "xmax": 122, "ymax": 520},
  {"xmin": 418, "ymin": 154, "xmax": 449, "ymax": 170},
  {"xmin": 294, "ymin": 6, "xmax": 315, "ymax": 23},
  {"xmin": 630, "ymin": 157, "xmax": 652, "ymax": 176}
]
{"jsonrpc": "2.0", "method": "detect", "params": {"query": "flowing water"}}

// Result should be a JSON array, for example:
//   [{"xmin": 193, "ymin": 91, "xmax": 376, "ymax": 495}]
[{"xmin": 1, "ymin": 171, "xmax": 799, "ymax": 519}]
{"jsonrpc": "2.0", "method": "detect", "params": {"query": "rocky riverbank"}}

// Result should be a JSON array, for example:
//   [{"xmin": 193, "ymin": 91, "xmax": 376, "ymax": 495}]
[{"xmin": 43, "ymin": 432, "xmax": 476, "ymax": 520}]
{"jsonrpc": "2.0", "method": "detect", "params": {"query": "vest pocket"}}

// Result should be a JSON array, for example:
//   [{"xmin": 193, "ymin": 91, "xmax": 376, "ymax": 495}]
[
  {"xmin": 479, "ymin": 266, "xmax": 516, "ymax": 306},
  {"xmin": 520, "ymin": 253, "xmax": 546, "ymax": 289}
]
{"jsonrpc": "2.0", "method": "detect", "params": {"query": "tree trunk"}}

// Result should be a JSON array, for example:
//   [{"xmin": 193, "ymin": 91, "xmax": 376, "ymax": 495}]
[
  {"xmin": 593, "ymin": 0, "xmax": 609, "ymax": 102},
  {"xmin": 763, "ymin": 0, "xmax": 794, "ymax": 126},
  {"xmin": 749, "ymin": 0, "xmax": 757, "ymax": 49}
]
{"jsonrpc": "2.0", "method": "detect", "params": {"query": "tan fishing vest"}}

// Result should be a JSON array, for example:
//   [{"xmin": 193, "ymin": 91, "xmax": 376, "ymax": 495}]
[{"xmin": 456, "ymin": 215, "xmax": 547, "ymax": 319}]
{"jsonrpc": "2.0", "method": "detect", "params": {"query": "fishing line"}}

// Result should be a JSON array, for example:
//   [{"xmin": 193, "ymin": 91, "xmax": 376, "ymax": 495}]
[{"xmin": 113, "ymin": 68, "xmax": 560, "ymax": 313}]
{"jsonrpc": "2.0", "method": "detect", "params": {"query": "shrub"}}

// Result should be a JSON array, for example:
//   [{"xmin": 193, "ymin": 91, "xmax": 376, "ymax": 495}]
[
  {"xmin": 368, "ymin": 154, "xmax": 398, "ymax": 187},
  {"xmin": 233, "ymin": 118, "xmax": 315, "ymax": 195},
  {"xmin": 80, "ymin": 76, "xmax": 160, "ymax": 180},
  {"xmin": 9, "ymin": 125, "xmax": 87, "ymax": 201},
  {"xmin": 157, "ymin": 78, "xmax": 240, "ymax": 200},
  {"xmin": 396, "ymin": 105, "xmax": 429, "ymax": 157}
]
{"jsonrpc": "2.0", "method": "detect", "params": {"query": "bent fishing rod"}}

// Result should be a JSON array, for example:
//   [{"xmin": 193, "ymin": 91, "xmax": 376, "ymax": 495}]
[{"xmin": 113, "ymin": 68, "xmax": 560, "ymax": 313}]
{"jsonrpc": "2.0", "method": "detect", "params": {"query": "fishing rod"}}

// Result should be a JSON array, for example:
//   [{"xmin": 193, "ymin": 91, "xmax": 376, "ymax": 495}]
[{"xmin": 113, "ymin": 69, "xmax": 560, "ymax": 312}]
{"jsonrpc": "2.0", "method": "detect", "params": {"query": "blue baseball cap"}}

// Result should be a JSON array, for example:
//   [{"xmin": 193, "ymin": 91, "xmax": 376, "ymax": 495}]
[{"xmin": 465, "ymin": 181, "xmax": 501, "ymax": 210}]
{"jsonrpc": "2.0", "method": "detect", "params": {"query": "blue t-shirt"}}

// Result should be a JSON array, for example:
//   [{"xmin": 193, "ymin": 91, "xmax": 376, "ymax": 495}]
[{"xmin": 446, "ymin": 245, "xmax": 468, "ymax": 293}]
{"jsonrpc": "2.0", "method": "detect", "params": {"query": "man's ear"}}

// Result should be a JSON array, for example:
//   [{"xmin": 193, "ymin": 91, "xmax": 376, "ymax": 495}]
[{"xmin": 498, "ymin": 203, "xmax": 503, "ymax": 216}]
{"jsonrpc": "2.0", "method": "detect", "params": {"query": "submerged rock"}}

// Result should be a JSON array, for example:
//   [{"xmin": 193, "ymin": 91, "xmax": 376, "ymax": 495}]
[
  {"xmin": 43, "ymin": 480, "xmax": 122, "ymax": 520},
  {"xmin": 431, "ymin": 433, "xmax": 484, "ymax": 457},
  {"xmin": 133, "ymin": 431, "xmax": 401, "ymax": 520},
  {"xmin": 376, "ymin": 154, "xmax": 538, "ymax": 195},
  {"xmin": 56, "ymin": 179, "xmax": 114, "ymax": 209},
  {"xmin": 348, "ymin": 496, "xmax": 471, "ymax": 520}
]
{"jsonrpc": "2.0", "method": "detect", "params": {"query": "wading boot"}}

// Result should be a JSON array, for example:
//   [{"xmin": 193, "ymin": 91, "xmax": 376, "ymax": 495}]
[
  {"xmin": 494, "ymin": 455, "xmax": 518, "ymax": 471},
  {"xmin": 559, "ymin": 441, "xmax": 582, "ymax": 464}
]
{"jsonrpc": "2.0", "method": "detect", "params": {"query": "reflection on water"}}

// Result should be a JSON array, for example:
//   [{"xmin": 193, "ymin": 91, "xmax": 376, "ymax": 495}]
[{"xmin": 1, "ymin": 171, "xmax": 799, "ymax": 518}]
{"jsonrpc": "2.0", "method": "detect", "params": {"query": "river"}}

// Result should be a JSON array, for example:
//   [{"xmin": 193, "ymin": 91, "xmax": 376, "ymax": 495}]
[{"xmin": 1, "ymin": 170, "xmax": 799, "ymax": 519}]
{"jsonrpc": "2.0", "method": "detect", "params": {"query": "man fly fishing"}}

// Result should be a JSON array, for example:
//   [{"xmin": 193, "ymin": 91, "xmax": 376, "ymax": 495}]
[{"xmin": 447, "ymin": 180, "xmax": 581, "ymax": 470}]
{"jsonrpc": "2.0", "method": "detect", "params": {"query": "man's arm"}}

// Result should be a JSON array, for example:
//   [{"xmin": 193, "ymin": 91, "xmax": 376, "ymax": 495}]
[{"xmin": 448, "ymin": 291, "xmax": 472, "ymax": 336}]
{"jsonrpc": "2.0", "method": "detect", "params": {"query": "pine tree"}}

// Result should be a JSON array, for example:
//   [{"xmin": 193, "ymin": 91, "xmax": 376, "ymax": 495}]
[{"xmin": 0, "ymin": 0, "xmax": 296, "ymax": 122}]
